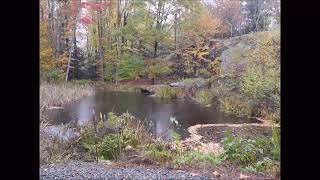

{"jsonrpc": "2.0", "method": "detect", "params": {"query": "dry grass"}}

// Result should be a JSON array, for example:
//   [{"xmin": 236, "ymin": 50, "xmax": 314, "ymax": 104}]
[{"xmin": 40, "ymin": 82, "xmax": 95, "ymax": 119}]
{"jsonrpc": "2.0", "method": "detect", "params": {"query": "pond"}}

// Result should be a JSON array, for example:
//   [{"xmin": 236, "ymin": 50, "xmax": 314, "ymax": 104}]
[{"xmin": 47, "ymin": 91, "xmax": 259, "ymax": 140}]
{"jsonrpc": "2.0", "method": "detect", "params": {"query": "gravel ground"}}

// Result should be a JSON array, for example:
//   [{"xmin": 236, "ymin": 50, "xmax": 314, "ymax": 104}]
[{"xmin": 40, "ymin": 161, "xmax": 217, "ymax": 180}]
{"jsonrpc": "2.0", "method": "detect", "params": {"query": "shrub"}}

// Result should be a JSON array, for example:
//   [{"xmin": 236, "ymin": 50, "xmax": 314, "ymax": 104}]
[
  {"xmin": 100, "ymin": 134, "xmax": 123, "ymax": 160},
  {"xmin": 41, "ymin": 68, "xmax": 64, "ymax": 82},
  {"xmin": 271, "ymin": 126, "xmax": 280, "ymax": 161},
  {"xmin": 174, "ymin": 151, "xmax": 221, "ymax": 168},
  {"xmin": 195, "ymin": 90, "xmax": 214, "ymax": 106},
  {"xmin": 118, "ymin": 53, "xmax": 144, "ymax": 81},
  {"xmin": 145, "ymin": 140, "xmax": 174, "ymax": 164},
  {"xmin": 219, "ymin": 96, "xmax": 251, "ymax": 117},
  {"xmin": 221, "ymin": 128, "xmax": 280, "ymax": 173},
  {"xmin": 79, "ymin": 112, "xmax": 144, "ymax": 161},
  {"xmin": 239, "ymin": 30, "xmax": 280, "ymax": 121},
  {"xmin": 40, "ymin": 132, "xmax": 74, "ymax": 164},
  {"xmin": 155, "ymin": 87, "xmax": 185, "ymax": 99},
  {"xmin": 143, "ymin": 60, "xmax": 172, "ymax": 79}
]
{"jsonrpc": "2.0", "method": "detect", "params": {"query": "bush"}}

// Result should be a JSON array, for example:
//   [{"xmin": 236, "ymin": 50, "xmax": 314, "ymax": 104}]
[
  {"xmin": 174, "ymin": 151, "xmax": 221, "ymax": 168},
  {"xmin": 145, "ymin": 146, "xmax": 174, "ymax": 164},
  {"xmin": 221, "ymin": 128, "xmax": 280, "ymax": 173},
  {"xmin": 40, "ymin": 132, "xmax": 74, "ymax": 164},
  {"xmin": 41, "ymin": 68, "xmax": 64, "ymax": 82},
  {"xmin": 100, "ymin": 134, "xmax": 123, "ymax": 160},
  {"xmin": 145, "ymin": 138, "xmax": 174, "ymax": 164},
  {"xmin": 195, "ymin": 90, "xmax": 214, "ymax": 106},
  {"xmin": 79, "ymin": 112, "xmax": 143, "ymax": 161},
  {"xmin": 219, "ymin": 96, "xmax": 251, "ymax": 117},
  {"xmin": 271, "ymin": 126, "xmax": 280, "ymax": 161},
  {"xmin": 118, "ymin": 53, "xmax": 144, "ymax": 81},
  {"xmin": 155, "ymin": 87, "xmax": 185, "ymax": 99},
  {"xmin": 143, "ymin": 60, "xmax": 172, "ymax": 79},
  {"xmin": 239, "ymin": 30, "xmax": 280, "ymax": 121}
]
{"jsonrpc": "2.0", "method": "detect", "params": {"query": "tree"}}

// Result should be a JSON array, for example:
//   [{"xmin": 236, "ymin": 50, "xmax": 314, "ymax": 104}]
[
  {"xmin": 66, "ymin": 0, "xmax": 82, "ymax": 81},
  {"xmin": 206, "ymin": 0, "xmax": 243, "ymax": 37},
  {"xmin": 242, "ymin": 0, "xmax": 274, "ymax": 33},
  {"xmin": 146, "ymin": 0, "xmax": 174, "ymax": 58}
]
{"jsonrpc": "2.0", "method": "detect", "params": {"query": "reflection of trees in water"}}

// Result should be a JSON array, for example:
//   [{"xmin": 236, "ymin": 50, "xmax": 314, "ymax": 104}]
[
  {"xmin": 49, "ymin": 91, "xmax": 258, "ymax": 140},
  {"xmin": 153, "ymin": 103, "xmax": 174, "ymax": 139}
]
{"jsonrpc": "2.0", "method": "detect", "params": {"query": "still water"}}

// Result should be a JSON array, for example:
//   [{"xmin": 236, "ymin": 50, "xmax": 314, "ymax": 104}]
[{"xmin": 47, "ymin": 91, "xmax": 259, "ymax": 139}]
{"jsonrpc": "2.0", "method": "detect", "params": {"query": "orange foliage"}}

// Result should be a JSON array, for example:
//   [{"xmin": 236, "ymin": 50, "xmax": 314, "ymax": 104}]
[
  {"xmin": 183, "ymin": 9, "xmax": 228, "ymax": 45},
  {"xmin": 40, "ymin": 20, "xmax": 68, "ymax": 72}
]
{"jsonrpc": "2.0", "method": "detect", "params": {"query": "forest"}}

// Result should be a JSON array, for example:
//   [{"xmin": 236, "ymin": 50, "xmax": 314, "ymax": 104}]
[{"xmin": 40, "ymin": 0, "xmax": 281, "ymax": 179}]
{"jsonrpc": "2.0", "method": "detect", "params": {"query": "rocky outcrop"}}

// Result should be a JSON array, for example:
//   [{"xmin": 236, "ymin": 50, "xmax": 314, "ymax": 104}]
[{"xmin": 219, "ymin": 33, "xmax": 258, "ymax": 76}]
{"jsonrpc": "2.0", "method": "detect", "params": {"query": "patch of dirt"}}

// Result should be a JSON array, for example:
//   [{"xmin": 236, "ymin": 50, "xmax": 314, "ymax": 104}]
[
  {"xmin": 198, "ymin": 125, "xmax": 273, "ymax": 144},
  {"xmin": 177, "ymin": 122, "xmax": 279, "ymax": 179}
]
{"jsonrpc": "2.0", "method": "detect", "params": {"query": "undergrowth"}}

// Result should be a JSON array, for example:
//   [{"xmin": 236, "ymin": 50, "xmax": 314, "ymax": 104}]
[
  {"xmin": 221, "ymin": 126, "xmax": 280, "ymax": 174},
  {"xmin": 155, "ymin": 87, "xmax": 185, "ymax": 99}
]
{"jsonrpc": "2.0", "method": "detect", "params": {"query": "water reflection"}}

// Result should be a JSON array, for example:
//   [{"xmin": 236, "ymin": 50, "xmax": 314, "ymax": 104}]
[{"xmin": 48, "ymin": 91, "xmax": 259, "ymax": 138}]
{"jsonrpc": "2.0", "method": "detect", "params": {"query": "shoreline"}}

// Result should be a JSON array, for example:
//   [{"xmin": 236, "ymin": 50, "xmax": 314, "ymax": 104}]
[{"xmin": 181, "ymin": 118, "xmax": 279, "ymax": 155}]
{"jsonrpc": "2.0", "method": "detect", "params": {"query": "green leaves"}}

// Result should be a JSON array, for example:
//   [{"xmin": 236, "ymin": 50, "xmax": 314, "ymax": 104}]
[
  {"xmin": 144, "ymin": 60, "xmax": 172, "ymax": 79},
  {"xmin": 100, "ymin": 134, "xmax": 123, "ymax": 160},
  {"xmin": 221, "ymin": 128, "xmax": 280, "ymax": 173},
  {"xmin": 174, "ymin": 151, "xmax": 221, "ymax": 167},
  {"xmin": 119, "ymin": 53, "xmax": 144, "ymax": 81}
]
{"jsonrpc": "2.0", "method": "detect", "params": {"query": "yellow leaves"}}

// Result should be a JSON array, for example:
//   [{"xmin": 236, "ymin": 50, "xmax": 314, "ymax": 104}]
[
  {"xmin": 196, "ymin": 51, "xmax": 209, "ymax": 60},
  {"xmin": 187, "ymin": 46, "xmax": 210, "ymax": 60},
  {"xmin": 248, "ymin": 30, "xmax": 280, "ymax": 69},
  {"xmin": 210, "ymin": 58, "xmax": 221, "ymax": 76},
  {"xmin": 40, "ymin": 50, "xmax": 68, "ymax": 73},
  {"xmin": 181, "ymin": 7, "xmax": 227, "ymax": 48},
  {"xmin": 40, "ymin": 59, "xmax": 54, "ymax": 71},
  {"xmin": 187, "ymin": 11, "xmax": 225, "ymax": 39}
]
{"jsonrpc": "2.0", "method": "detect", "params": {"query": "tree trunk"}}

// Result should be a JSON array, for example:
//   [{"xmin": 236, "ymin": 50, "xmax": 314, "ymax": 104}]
[
  {"xmin": 97, "ymin": 11, "xmax": 105, "ymax": 81},
  {"xmin": 47, "ymin": 0, "xmax": 56, "ymax": 57},
  {"xmin": 154, "ymin": 41, "xmax": 158, "ymax": 58},
  {"xmin": 65, "ymin": 47, "xmax": 72, "ymax": 82},
  {"xmin": 153, "ymin": 0, "xmax": 162, "ymax": 59},
  {"xmin": 57, "ymin": 10, "xmax": 62, "ymax": 56},
  {"xmin": 115, "ymin": 0, "xmax": 121, "ymax": 85},
  {"xmin": 115, "ymin": 37, "xmax": 120, "ymax": 85},
  {"xmin": 107, "ymin": 2, "xmax": 113, "ymax": 83},
  {"xmin": 65, "ymin": 1, "xmax": 80, "ymax": 82},
  {"xmin": 174, "ymin": 12, "xmax": 177, "ymax": 50}
]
